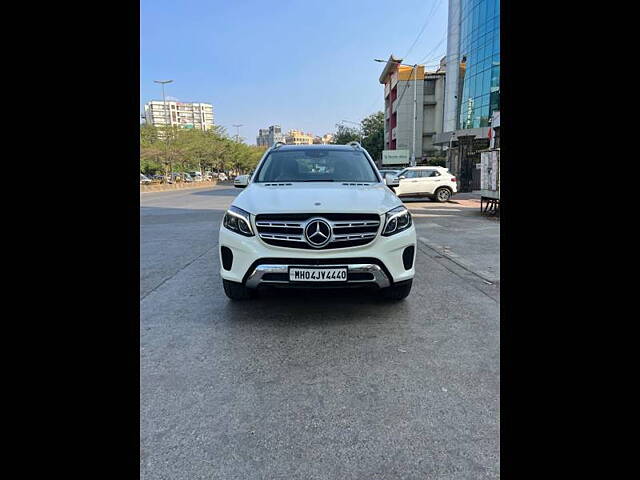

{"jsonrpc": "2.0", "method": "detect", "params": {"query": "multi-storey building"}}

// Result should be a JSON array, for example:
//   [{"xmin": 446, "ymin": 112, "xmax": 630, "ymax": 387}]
[
  {"xmin": 285, "ymin": 129, "xmax": 314, "ymax": 145},
  {"xmin": 144, "ymin": 100, "xmax": 214, "ymax": 131},
  {"xmin": 434, "ymin": 0, "xmax": 500, "ymax": 190},
  {"xmin": 378, "ymin": 57, "xmax": 446, "ymax": 164},
  {"xmin": 313, "ymin": 134, "xmax": 334, "ymax": 144},
  {"xmin": 256, "ymin": 125, "xmax": 285, "ymax": 147}
]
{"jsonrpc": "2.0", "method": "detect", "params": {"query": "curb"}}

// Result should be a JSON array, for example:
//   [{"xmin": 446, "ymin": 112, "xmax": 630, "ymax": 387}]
[
  {"xmin": 140, "ymin": 181, "xmax": 228, "ymax": 193},
  {"xmin": 418, "ymin": 236, "xmax": 498, "ymax": 284}
]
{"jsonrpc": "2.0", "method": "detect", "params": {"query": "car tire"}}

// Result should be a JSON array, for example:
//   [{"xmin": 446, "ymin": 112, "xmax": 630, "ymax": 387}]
[
  {"xmin": 434, "ymin": 187, "xmax": 452, "ymax": 203},
  {"xmin": 382, "ymin": 280, "xmax": 413, "ymax": 301},
  {"xmin": 223, "ymin": 279, "xmax": 256, "ymax": 300}
]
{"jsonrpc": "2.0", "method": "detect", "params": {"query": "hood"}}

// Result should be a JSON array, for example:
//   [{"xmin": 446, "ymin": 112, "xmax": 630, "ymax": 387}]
[{"xmin": 233, "ymin": 182, "xmax": 402, "ymax": 215}]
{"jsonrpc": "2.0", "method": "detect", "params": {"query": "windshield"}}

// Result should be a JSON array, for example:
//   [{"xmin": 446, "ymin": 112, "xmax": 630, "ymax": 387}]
[{"xmin": 255, "ymin": 149, "xmax": 379, "ymax": 183}]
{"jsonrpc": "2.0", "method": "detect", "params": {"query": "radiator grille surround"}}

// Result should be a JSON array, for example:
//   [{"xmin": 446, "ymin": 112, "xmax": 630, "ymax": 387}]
[{"xmin": 255, "ymin": 213, "xmax": 381, "ymax": 249}]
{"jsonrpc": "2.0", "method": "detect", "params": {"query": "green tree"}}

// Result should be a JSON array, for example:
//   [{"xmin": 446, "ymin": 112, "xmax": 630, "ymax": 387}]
[
  {"xmin": 140, "ymin": 124, "xmax": 165, "ymax": 175},
  {"xmin": 331, "ymin": 124, "xmax": 362, "ymax": 145},
  {"xmin": 360, "ymin": 111, "xmax": 385, "ymax": 162},
  {"xmin": 139, "ymin": 123, "xmax": 265, "ymax": 180}
]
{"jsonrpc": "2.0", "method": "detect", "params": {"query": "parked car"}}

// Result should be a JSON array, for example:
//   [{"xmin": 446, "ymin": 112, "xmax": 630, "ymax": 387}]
[
  {"xmin": 140, "ymin": 173, "xmax": 153, "ymax": 185},
  {"xmin": 390, "ymin": 166, "xmax": 457, "ymax": 202},
  {"xmin": 169, "ymin": 172, "xmax": 186, "ymax": 182},
  {"xmin": 189, "ymin": 171, "xmax": 204, "ymax": 182},
  {"xmin": 218, "ymin": 143, "xmax": 416, "ymax": 301},
  {"xmin": 378, "ymin": 169, "xmax": 401, "ymax": 179},
  {"xmin": 217, "ymin": 172, "xmax": 228, "ymax": 181},
  {"xmin": 151, "ymin": 174, "xmax": 169, "ymax": 183}
]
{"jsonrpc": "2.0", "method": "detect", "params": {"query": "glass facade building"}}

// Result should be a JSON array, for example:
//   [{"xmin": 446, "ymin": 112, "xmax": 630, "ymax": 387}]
[{"xmin": 457, "ymin": 0, "xmax": 500, "ymax": 130}]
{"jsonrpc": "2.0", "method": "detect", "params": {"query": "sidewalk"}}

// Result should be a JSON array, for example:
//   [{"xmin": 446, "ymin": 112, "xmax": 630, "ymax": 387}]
[{"xmin": 405, "ymin": 194, "xmax": 500, "ymax": 285}]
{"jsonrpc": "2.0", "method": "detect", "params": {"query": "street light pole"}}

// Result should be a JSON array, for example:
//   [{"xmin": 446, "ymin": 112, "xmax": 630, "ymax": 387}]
[
  {"xmin": 154, "ymin": 79, "xmax": 174, "ymax": 181},
  {"xmin": 154, "ymin": 79, "xmax": 173, "ymax": 128},
  {"xmin": 411, "ymin": 63, "xmax": 417, "ymax": 166},
  {"xmin": 232, "ymin": 124, "xmax": 243, "ymax": 143}
]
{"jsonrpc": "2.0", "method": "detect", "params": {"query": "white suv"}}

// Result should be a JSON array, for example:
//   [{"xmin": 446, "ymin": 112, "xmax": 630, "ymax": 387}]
[
  {"xmin": 391, "ymin": 166, "xmax": 457, "ymax": 202},
  {"xmin": 218, "ymin": 143, "xmax": 416, "ymax": 301}
]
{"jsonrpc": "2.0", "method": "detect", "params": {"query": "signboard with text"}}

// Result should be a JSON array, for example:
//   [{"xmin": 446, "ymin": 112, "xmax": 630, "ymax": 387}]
[{"xmin": 382, "ymin": 149, "xmax": 409, "ymax": 165}]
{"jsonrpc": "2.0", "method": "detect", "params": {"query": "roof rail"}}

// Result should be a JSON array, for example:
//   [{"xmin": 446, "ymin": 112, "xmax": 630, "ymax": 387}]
[
  {"xmin": 347, "ymin": 141, "xmax": 361, "ymax": 148},
  {"xmin": 272, "ymin": 141, "xmax": 285, "ymax": 149}
]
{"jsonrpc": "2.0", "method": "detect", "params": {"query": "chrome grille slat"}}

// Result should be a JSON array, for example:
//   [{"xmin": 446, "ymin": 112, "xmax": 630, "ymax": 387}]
[
  {"xmin": 330, "ymin": 221, "xmax": 379, "ymax": 227},
  {"xmin": 332, "ymin": 233, "xmax": 377, "ymax": 241},
  {"xmin": 259, "ymin": 233, "xmax": 305, "ymax": 241},
  {"xmin": 256, "ymin": 221, "xmax": 305, "ymax": 228}
]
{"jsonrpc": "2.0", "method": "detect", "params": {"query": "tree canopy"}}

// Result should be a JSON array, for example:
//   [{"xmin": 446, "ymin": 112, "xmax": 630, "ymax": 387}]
[
  {"xmin": 330, "ymin": 112, "xmax": 385, "ymax": 162},
  {"xmin": 140, "ymin": 124, "xmax": 266, "ymax": 176}
]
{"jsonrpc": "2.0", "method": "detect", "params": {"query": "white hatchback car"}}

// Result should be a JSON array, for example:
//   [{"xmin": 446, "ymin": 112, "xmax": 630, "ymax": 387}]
[{"xmin": 391, "ymin": 166, "xmax": 457, "ymax": 202}]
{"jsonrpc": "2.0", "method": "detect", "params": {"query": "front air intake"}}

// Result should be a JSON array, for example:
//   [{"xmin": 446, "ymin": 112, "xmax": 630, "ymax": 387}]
[
  {"xmin": 402, "ymin": 246, "xmax": 415, "ymax": 270},
  {"xmin": 221, "ymin": 246, "xmax": 233, "ymax": 271}
]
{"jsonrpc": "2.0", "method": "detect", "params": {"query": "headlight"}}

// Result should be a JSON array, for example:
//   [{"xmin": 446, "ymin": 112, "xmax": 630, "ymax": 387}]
[
  {"xmin": 382, "ymin": 206, "xmax": 412, "ymax": 236},
  {"xmin": 223, "ymin": 206, "xmax": 254, "ymax": 237}
]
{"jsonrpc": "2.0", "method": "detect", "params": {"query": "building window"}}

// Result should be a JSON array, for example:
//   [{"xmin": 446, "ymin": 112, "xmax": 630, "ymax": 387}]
[{"xmin": 425, "ymin": 80, "xmax": 436, "ymax": 95}]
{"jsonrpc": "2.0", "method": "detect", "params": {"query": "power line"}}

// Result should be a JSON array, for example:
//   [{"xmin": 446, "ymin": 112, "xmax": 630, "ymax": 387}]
[
  {"xmin": 417, "ymin": 32, "xmax": 447, "ymax": 64},
  {"xmin": 402, "ymin": 0, "xmax": 445, "ymax": 60}
]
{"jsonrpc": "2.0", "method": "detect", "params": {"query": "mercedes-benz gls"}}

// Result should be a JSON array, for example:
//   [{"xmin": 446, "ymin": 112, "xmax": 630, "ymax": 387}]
[{"xmin": 218, "ymin": 142, "xmax": 416, "ymax": 300}]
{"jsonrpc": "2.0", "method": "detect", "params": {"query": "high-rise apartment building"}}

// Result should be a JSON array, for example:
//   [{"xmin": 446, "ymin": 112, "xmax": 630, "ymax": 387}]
[
  {"xmin": 144, "ymin": 100, "xmax": 214, "ymax": 131},
  {"xmin": 378, "ymin": 57, "xmax": 446, "ymax": 163},
  {"xmin": 256, "ymin": 125, "xmax": 285, "ymax": 147}
]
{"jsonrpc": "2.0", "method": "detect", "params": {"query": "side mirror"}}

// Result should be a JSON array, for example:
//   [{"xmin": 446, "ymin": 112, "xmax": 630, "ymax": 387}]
[
  {"xmin": 385, "ymin": 175, "xmax": 399, "ymax": 187},
  {"xmin": 234, "ymin": 175, "xmax": 249, "ymax": 188}
]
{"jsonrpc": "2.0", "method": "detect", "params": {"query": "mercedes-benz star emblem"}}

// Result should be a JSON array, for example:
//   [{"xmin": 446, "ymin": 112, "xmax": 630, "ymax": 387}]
[{"xmin": 304, "ymin": 218, "xmax": 331, "ymax": 247}]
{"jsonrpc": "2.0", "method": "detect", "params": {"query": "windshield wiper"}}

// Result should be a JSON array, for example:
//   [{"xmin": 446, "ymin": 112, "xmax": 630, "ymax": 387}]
[{"xmin": 300, "ymin": 179, "xmax": 335, "ymax": 182}]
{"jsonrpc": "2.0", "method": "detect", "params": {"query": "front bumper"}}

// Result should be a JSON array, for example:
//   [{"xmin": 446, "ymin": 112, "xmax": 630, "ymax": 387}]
[
  {"xmin": 245, "ymin": 263, "xmax": 391, "ymax": 289},
  {"xmin": 219, "ymin": 224, "xmax": 416, "ymax": 288}
]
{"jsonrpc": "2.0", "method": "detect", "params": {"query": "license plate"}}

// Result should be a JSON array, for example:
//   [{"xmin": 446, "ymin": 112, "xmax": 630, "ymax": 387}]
[{"xmin": 289, "ymin": 267, "xmax": 348, "ymax": 282}]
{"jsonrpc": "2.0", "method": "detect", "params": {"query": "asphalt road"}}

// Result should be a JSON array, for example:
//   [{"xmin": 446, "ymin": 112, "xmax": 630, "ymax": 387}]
[{"xmin": 140, "ymin": 184, "xmax": 500, "ymax": 479}]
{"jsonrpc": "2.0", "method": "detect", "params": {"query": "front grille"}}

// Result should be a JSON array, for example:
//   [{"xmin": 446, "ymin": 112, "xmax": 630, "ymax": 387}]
[{"xmin": 255, "ymin": 213, "xmax": 381, "ymax": 249}]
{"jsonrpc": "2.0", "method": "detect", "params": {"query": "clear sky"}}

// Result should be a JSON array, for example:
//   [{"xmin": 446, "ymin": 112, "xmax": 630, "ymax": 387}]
[{"xmin": 140, "ymin": 0, "xmax": 448, "ymax": 145}]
